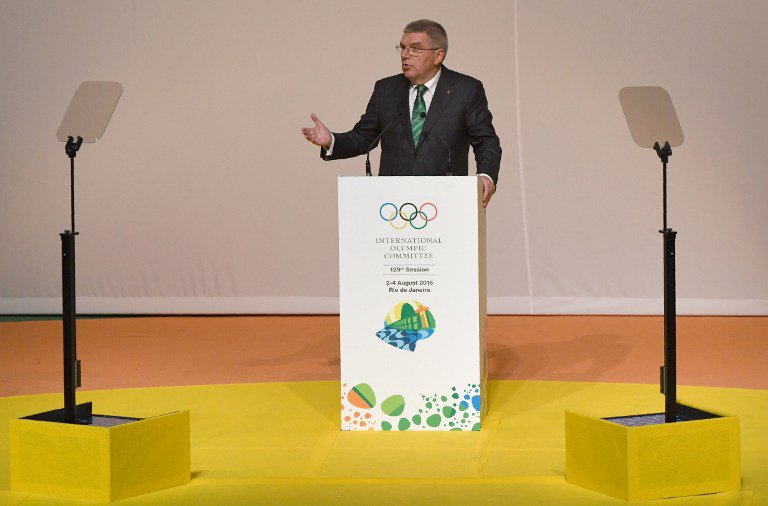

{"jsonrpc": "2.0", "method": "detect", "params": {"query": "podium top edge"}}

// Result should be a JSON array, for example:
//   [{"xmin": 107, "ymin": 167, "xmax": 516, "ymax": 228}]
[{"xmin": 337, "ymin": 175, "xmax": 482, "ymax": 179}]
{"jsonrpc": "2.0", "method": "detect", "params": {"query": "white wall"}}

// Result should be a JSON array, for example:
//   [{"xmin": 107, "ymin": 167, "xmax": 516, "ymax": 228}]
[{"xmin": 1, "ymin": 0, "xmax": 766, "ymax": 315}]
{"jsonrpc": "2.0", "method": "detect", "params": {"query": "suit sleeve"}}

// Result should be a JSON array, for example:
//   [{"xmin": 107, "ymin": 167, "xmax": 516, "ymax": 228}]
[
  {"xmin": 320, "ymin": 83, "xmax": 382, "ymax": 161},
  {"xmin": 466, "ymin": 82, "xmax": 502, "ymax": 184}
]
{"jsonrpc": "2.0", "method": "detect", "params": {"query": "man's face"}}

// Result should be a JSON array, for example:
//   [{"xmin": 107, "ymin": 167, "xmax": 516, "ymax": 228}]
[{"xmin": 400, "ymin": 32, "xmax": 444, "ymax": 85}]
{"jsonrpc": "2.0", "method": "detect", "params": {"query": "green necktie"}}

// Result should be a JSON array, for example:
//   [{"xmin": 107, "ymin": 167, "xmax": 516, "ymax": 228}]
[{"xmin": 411, "ymin": 84, "xmax": 427, "ymax": 145}]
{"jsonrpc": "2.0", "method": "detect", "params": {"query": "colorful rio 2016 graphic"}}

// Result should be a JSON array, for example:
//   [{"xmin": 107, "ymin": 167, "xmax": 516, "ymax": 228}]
[
  {"xmin": 342, "ymin": 382, "xmax": 482, "ymax": 431},
  {"xmin": 379, "ymin": 202, "xmax": 437, "ymax": 230},
  {"xmin": 376, "ymin": 300, "xmax": 436, "ymax": 352}
]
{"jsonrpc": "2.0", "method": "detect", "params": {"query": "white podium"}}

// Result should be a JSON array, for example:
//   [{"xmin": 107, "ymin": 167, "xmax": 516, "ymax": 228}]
[{"xmin": 338, "ymin": 176, "xmax": 487, "ymax": 431}]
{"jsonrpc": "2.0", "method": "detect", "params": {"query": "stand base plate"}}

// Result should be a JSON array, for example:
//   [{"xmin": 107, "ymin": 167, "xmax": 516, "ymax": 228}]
[
  {"xmin": 565, "ymin": 401, "xmax": 740, "ymax": 501},
  {"xmin": 10, "ymin": 403, "xmax": 190, "ymax": 502}
]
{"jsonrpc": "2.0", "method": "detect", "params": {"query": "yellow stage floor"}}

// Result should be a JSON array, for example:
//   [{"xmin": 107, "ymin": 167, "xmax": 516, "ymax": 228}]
[{"xmin": 1, "ymin": 380, "xmax": 766, "ymax": 505}]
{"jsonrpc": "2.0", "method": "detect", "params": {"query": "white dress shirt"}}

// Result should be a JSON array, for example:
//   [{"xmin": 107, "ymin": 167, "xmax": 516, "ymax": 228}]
[{"xmin": 409, "ymin": 69, "xmax": 441, "ymax": 118}]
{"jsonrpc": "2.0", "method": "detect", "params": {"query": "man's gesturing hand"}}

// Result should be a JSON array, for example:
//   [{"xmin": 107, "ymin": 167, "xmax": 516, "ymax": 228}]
[{"xmin": 301, "ymin": 113, "xmax": 332, "ymax": 148}]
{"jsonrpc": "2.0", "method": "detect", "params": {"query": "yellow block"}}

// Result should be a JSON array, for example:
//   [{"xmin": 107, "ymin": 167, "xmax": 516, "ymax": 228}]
[
  {"xmin": 565, "ymin": 402, "xmax": 740, "ymax": 501},
  {"xmin": 10, "ymin": 407, "xmax": 190, "ymax": 502}
]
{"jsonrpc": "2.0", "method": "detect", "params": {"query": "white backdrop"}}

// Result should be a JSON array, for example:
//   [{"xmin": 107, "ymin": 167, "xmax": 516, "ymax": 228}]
[{"xmin": 1, "ymin": 0, "xmax": 766, "ymax": 315}]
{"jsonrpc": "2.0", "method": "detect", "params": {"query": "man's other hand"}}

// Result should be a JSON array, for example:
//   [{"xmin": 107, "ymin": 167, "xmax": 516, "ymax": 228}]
[
  {"xmin": 481, "ymin": 177, "xmax": 496, "ymax": 208},
  {"xmin": 301, "ymin": 113, "xmax": 332, "ymax": 148}
]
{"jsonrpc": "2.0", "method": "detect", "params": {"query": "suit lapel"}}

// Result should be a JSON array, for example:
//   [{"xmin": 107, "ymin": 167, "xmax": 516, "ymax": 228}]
[
  {"xmin": 394, "ymin": 76, "xmax": 415, "ymax": 151},
  {"xmin": 416, "ymin": 66, "xmax": 456, "ymax": 152}
]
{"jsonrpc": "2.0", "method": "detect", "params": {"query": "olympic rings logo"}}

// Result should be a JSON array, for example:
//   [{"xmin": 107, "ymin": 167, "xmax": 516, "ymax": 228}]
[{"xmin": 379, "ymin": 202, "xmax": 438, "ymax": 230}]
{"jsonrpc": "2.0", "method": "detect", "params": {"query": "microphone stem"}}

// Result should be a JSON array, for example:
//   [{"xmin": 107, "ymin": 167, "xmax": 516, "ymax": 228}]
[{"xmin": 364, "ymin": 114, "xmax": 400, "ymax": 177}]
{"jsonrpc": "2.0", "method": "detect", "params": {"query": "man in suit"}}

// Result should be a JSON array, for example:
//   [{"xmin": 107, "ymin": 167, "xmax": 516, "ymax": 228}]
[{"xmin": 301, "ymin": 19, "xmax": 501, "ymax": 207}]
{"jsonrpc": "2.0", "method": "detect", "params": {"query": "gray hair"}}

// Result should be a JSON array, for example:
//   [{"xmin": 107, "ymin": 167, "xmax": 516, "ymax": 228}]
[{"xmin": 403, "ymin": 19, "xmax": 448, "ymax": 55}]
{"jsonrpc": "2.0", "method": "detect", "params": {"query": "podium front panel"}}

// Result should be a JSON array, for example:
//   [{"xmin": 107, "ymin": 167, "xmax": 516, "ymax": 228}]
[{"xmin": 338, "ymin": 176, "xmax": 487, "ymax": 431}]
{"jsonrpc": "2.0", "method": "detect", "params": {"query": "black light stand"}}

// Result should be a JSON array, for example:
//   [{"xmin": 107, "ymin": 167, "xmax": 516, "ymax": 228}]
[
  {"xmin": 62, "ymin": 135, "xmax": 83, "ymax": 424},
  {"xmin": 654, "ymin": 140, "xmax": 677, "ymax": 423}
]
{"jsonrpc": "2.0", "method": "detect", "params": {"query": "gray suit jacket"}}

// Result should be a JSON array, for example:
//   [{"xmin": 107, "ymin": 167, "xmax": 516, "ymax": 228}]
[{"xmin": 321, "ymin": 66, "xmax": 502, "ymax": 184}]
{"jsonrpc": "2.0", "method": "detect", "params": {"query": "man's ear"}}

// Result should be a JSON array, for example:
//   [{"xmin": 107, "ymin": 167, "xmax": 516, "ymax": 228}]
[{"xmin": 435, "ymin": 49, "xmax": 445, "ymax": 66}]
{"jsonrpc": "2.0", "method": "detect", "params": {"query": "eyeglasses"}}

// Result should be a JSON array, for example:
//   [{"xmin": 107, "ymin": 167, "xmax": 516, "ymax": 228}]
[{"xmin": 396, "ymin": 45, "xmax": 441, "ymax": 57}]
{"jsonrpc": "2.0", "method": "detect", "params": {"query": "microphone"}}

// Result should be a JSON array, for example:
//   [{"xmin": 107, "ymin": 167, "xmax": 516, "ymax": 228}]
[
  {"xmin": 420, "ymin": 111, "xmax": 452, "ymax": 176},
  {"xmin": 434, "ymin": 131, "xmax": 452, "ymax": 176},
  {"xmin": 366, "ymin": 113, "xmax": 401, "ymax": 176}
]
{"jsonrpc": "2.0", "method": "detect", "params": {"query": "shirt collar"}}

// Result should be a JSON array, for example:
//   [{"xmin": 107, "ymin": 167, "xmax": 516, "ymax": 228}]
[{"xmin": 412, "ymin": 68, "xmax": 441, "ymax": 95}]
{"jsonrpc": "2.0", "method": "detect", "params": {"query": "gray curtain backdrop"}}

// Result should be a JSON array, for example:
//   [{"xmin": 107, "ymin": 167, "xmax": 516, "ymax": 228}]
[{"xmin": 1, "ymin": 0, "xmax": 766, "ymax": 315}]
